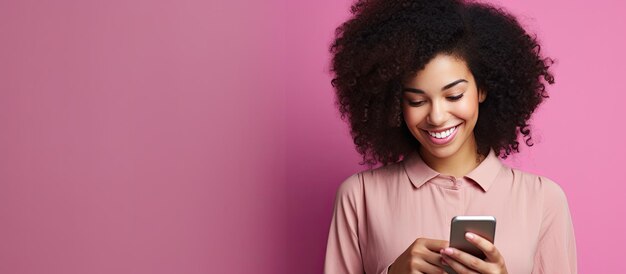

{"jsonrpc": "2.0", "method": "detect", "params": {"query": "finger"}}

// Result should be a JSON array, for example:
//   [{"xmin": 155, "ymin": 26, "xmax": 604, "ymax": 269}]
[
  {"xmin": 441, "ymin": 247, "xmax": 487, "ymax": 272},
  {"xmin": 414, "ymin": 238, "xmax": 449, "ymax": 266},
  {"xmin": 411, "ymin": 259, "xmax": 444, "ymax": 274},
  {"xmin": 411, "ymin": 243, "xmax": 447, "ymax": 268},
  {"xmin": 421, "ymin": 239, "xmax": 450, "ymax": 252},
  {"xmin": 441, "ymin": 253, "xmax": 479, "ymax": 274},
  {"xmin": 420, "ymin": 250, "xmax": 445, "ymax": 268},
  {"xmin": 465, "ymin": 232, "xmax": 502, "ymax": 263}
]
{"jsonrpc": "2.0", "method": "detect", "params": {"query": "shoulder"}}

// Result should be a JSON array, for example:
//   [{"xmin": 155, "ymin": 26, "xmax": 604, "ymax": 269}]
[
  {"xmin": 335, "ymin": 161, "xmax": 404, "ymax": 197},
  {"xmin": 336, "ymin": 172, "xmax": 363, "ymax": 199},
  {"xmin": 511, "ymin": 168, "xmax": 569, "ymax": 207},
  {"xmin": 536, "ymin": 175, "xmax": 568, "ymax": 202},
  {"xmin": 361, "ymin": 161, "xmax": 406, "ymax": 186},
  {"xmin": 511, "ymin": 168, "xmax": 565, "ymax": 194}
]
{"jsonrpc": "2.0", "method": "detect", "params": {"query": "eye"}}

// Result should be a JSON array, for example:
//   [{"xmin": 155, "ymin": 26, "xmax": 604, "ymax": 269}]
[
  {"xmin": 407, "ymin": 100, "xmax": 426, "ymax": 107},
  {"xmin": 447, "ymin": 93, "xmax": 464, "ymax": 101}
]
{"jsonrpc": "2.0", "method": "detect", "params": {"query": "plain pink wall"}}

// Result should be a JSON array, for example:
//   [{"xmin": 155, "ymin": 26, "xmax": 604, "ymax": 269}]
[
  {"xmin": 0, "ymin": 0, "xmax": 288, "ymax": 273},
  {"xmin": 0, "ymin": 0, "xmax": 624, "ymax": 273}
]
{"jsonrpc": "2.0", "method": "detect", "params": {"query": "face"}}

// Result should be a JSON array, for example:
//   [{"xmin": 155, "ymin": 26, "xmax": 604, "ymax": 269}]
[{"xmin": 402, "ymin": 54, "xmax": 486, "ymax": 160}]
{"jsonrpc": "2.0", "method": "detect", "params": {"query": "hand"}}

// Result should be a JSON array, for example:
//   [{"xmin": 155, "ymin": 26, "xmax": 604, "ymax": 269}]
[
  {"xmin": 439, "ymin": 232, "xmax": 508, "ymax": 274},
  {"xmin": 388, "ymin": 237, "xmax": 449, "ymax": 274}
]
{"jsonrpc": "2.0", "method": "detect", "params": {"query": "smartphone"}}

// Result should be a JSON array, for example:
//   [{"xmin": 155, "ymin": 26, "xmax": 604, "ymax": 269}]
[{"xmin": 443, "ymin": 216, "xmax": 496, "ymax": 274}]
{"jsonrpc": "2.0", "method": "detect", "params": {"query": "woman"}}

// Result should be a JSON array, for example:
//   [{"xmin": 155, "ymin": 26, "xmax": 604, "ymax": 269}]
[{"xmin": 324, "ymin": 0, "xmax": 577, "ymax": 273}]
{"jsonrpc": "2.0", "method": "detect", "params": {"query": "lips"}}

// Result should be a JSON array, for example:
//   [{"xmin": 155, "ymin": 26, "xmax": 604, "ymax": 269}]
[
  {"xmin": 421, "ymin": 123, "xmax": 462, "ymax": 145},
  {"xmin": 427, "ymin": 125, "xmax": 457, "ymax": 139}
]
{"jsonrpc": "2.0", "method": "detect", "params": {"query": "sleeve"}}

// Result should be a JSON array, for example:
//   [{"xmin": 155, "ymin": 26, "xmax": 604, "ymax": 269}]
[
  {"xmin": 324, "ymin": 173, "xmax": 366, "ymax": 274},
  {"xmin": 531, "ymin": 177, "xmax": 578, "ymax": 274}
]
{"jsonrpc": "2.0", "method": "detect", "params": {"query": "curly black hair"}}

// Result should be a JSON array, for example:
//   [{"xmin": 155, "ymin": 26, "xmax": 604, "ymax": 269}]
[{"xmin": 330, "ymin": 0, "xmax": 554, "ymax": 167}]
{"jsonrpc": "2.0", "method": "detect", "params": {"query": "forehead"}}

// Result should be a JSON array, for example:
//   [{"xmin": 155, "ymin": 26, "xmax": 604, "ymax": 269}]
[{"xmin": 404, "ymin": 54, "xmax": 472, "ymax": 89}]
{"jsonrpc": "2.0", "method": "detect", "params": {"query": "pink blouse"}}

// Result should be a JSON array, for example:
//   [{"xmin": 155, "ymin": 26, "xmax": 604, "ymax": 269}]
[{"xmin": 324, "ymin": 149, "xmax": 577, "ymax": 273}]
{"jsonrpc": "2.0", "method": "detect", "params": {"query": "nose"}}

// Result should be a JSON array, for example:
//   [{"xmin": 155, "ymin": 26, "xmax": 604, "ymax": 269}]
[{"xmin": 426, "ymin": 100, "xmax": 447, "ymax": 126}]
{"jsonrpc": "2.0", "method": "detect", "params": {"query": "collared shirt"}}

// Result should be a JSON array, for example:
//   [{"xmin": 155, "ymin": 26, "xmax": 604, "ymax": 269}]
[{"xmin": 324, "ymin": 149, "xmax": 577, "ymax": 273}]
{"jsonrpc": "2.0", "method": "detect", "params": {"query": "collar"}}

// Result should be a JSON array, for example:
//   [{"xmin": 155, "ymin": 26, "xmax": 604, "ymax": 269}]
[{"xmin": 402, "ymin": 149, "xmax": 503, "ymax": 192}]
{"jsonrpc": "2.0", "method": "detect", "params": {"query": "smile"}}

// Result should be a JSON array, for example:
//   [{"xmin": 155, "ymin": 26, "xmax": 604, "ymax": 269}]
[
  {"xmin": 420, "ymin": 123, "xmax": 462, "ymax": 146},
  {"xmin": 427, "ymin": 125, "xmax": 458, "ymax": 139}
]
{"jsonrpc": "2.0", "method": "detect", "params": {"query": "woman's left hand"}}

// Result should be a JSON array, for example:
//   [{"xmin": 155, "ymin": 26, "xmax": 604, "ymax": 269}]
[{"xmin": 439, "ymin": 232, "xmax": 508, "ymax": 274}]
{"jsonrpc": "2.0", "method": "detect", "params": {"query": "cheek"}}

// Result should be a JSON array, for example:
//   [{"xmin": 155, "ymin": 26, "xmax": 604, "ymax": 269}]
[
  {"xmin": 402, "ymin": 107, "xmax": 428, "ymax": 125},
  {"xmin": 401, "ymin": 106, "xmax": 411, "ymax": 122},
  {"xmin": 454, "ymin": 99, "xmax": 480, "ymax": 120}
]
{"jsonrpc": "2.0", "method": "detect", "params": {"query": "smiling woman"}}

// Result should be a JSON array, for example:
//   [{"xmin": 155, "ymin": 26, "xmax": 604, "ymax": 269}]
[
  {"xmin": 401, "ymin": 54, "xmax": 486, "ymax": 177},
  {"xmin": 324, "ymin": 0, "xmax": 577, "ymax": 273}
]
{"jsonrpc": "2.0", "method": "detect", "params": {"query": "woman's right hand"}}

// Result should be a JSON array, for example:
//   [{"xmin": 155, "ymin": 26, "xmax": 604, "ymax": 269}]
[{"xmin": 388, "ymin": 237, "xmax": 449, "ymax": 274}]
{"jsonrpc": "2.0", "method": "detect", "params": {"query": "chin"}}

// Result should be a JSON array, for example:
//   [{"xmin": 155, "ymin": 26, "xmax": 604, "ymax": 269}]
[
  {"xmin": 422, "ymin": 145, "xmax": 459, "ymax": 159},
  {"xmin": 416, "ymin": 132, "xmax": 463, "ymax": 160}
]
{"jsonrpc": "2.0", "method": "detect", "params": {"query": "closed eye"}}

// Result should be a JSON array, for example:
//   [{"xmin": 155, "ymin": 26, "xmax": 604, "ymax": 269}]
[
  {"xmin": 407, "ymin": 101, "xmax": 426, "ymax": 107},
  {"xmin": 447, "ymin": 93, "xmax": 464, "ymax": 101}
]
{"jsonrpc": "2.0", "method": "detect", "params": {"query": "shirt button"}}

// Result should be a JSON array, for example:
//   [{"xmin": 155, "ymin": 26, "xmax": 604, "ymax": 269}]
[{"xmin": 453, "ymin": 179, "xmax": 462, "ymax": 189}]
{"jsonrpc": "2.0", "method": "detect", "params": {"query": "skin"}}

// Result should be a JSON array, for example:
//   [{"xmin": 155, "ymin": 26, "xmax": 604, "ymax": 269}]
[
  {"xmin": 439, "ymin": 232, "xmax": 508, "ymax": 274},
  {"xmin": 388, "ymin": 54, "xmax": 509, "ymax": 274},
  {"xmin": 401, "ymin": 53, "xmax": 486, "ymax": 178}
]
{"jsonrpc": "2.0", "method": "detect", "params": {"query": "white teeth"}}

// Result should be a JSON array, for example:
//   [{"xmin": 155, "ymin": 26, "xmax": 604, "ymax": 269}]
[{"xmin": 428, "ymin": 126, "xmax": 456, "ymax": 139}]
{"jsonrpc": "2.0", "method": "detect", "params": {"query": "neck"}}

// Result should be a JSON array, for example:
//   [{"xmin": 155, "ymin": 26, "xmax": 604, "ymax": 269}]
[{"xmin": 419, "ymin": 138, "xmax": 484, "ymax": 178}]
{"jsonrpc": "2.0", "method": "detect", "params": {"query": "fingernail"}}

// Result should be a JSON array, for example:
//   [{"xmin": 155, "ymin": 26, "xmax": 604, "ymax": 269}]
[
  {"xmin": 465, "ymin": 232, "xmax": 475, "ymax": 240},
  {"xmin": 444, "ymin": 248, "xmax": 454, "ymax": 255}
]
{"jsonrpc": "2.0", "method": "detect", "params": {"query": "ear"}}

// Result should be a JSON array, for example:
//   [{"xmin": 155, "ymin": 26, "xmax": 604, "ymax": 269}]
[{"xmin": 478, "ymin": 88, "xmax": 487, "ymax": 103}]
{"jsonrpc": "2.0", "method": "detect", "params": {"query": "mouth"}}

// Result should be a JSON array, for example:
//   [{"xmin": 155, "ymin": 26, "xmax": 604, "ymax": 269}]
[{"xmin": 420, "ymin": 123, "xmax": 462, "ymax": 145}]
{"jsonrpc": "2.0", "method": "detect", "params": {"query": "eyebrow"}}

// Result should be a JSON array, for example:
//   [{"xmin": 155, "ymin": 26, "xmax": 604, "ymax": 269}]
[{"xmin": 402, "ymin": 79, "xmax": 468, "ymax": 94}]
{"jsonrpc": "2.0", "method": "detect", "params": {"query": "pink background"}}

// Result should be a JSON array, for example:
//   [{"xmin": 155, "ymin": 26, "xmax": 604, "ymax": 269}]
[{"xmin": 0, "ymin": 0, "xmax": 623, "ymax": 273}]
